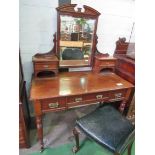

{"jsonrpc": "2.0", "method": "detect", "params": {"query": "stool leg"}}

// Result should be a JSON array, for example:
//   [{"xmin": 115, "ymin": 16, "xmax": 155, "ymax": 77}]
[
  {"xmin": 128, "ymin": 143, "xmax": 132, "ymax": 155},
  {"xmin": 72, "ymin": 127, "xmax": 80, "ymax": 153}
]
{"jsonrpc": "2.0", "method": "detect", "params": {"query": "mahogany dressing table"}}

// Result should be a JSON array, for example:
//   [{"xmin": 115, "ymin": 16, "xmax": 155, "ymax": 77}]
[{"xmin": 30, "ymin": 4, "xmax": 134, "ymax": 152}]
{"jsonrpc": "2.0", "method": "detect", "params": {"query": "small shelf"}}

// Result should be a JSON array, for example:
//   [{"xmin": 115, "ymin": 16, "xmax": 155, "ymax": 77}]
[
  {"xmin": 100, "ymin": 68, "xmax": 114, "ymax": 73},
  {"xmin": 37, "ymin": 71, "xmax": 56, "ymax": 78}
]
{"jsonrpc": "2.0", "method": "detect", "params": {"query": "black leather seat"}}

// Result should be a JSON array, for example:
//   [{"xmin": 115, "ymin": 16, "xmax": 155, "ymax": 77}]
[{"xmin": 72, "ymin": 105, "xmax": 135, "ymax": 155}]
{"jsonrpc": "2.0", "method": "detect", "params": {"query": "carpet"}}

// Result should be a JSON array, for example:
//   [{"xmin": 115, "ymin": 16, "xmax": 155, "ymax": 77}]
[{"xmin": 29, "ymin": 139, "xmax": 135, "ymax": 155}]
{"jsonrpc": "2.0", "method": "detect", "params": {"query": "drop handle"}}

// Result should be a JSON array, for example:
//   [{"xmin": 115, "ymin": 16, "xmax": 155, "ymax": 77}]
[
  {"xmin": 48, "ymin": 102, "xmax": 59, "ymax": 108},
  {"xmin": 44, "ymin": 65, "xmax": 49, "ymax": 68},
  {"xmin": 96, "ymin": 95, "xmax": 103, "ymax": 99},
  {"xmin": 115, "ymin": 93, "xmax": 122, "ymax": 98},
  {"xmin": 75, "ymin": 97, "xmax": 82, "ymax": 102}
]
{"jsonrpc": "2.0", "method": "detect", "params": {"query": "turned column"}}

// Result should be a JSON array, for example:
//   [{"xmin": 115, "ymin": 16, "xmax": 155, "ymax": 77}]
[
  {"xmin": 119, "ymin": 100, "xmax": 126, "ymax": 113},
  {"xmin": 33, "ymin": 100, "xmax": 44, "ymax": 152},
  {"xmin": 119, "ymin": 88, "xmax": 133, "ymax": 114}
]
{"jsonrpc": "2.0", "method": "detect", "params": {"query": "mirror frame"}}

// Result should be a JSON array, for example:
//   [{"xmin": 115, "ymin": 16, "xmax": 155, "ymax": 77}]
[{"xmin": 56, "ymin": 4, "xmax": 100, "ymax": 67}]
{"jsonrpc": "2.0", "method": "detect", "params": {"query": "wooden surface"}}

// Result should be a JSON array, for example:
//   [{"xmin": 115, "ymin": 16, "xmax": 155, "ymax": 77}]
[
  {"xmin": 32, "ymin": 55, "xmax": 58, "ymax": 62},
  {"xmin": 59, "ymin": 60, "xmax": 90, "ymax": 68},
  {"xmin": 19, "ymin": 53, "xmax": 30, "ymax": 148},
  {"xmin": 93, "ymin": 56, "xmax": 117, "ymax": 73},
  {"xmin": 113, "ymin": 37, "xmax": 135, "ymax": 121},
  {"xmin": 114, "ymin": 38, "xmax": 135, "ymax": 84},
  {"xmin": 33, "ymin": 55, "xmax": 59, "ymax": 77},
  {"xmin": 56, "ymin": 4, "xmax": 101, "ymax": 17},
  {"xmin": 19, "ymin": 103, "xmax": 29, "ymax": 148},
  {"xmin": 30, "ymin": 71, "xmax": 134, "ymax": 151},
  {"xmin": 95, "ymin": 55, "xmax": 116, "ymax": 60},
  {"xmin": 30, "ymin": 72, "xmax": 133, "ymax": 100}
]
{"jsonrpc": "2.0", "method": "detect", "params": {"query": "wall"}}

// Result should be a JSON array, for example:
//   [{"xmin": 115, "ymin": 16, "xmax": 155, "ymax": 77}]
[
  {"xmin": 20, "ymin": 0, "xmax": 134, "ymax": 98},
  {"xmin": 20, "ymin": 0, "xmax": 58, "ymax": 92},
  {"xmin": 72, "ymin": 0, "xmax": 135, "ymax": 53}
]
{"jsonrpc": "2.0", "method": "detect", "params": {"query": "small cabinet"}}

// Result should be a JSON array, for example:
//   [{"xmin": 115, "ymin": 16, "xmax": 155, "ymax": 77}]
[
  {"xmin": 93, "ymin": 55, "xmax": 117, "ymax": 73},
  {"xmin": 33, "ymin": 55, "xmax": 59, "ymax": 78}
]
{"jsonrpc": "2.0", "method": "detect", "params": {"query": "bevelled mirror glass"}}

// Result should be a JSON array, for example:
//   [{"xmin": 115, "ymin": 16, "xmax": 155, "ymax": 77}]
[
  {"xmin": 59, "ymin": 15, "xmax": 95, "ymax": 66},
  {"xmin": 56, "ymin": 4, "xmax": 100, "ymax": 68}
]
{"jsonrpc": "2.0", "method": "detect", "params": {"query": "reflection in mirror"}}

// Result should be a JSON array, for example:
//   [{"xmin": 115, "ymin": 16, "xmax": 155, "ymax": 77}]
[{"xmin": 59, "ymin": 15, "xmax": 95, "ymax": 66}]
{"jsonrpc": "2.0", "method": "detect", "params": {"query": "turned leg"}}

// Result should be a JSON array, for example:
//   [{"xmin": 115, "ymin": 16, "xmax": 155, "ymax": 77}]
[
  {"xmin": 36, "ymin": 115, "xmax": 44, "ymax": 152},
  {"xmin": 119, "ymin": 100, "xmax": 126, "ymax": 114},
  {"xmin": 127, "ymin": 143, "xmax": 132, "ymax": 155},
  {"xmin": 33, "ymin": 100, "xmax": 44, "ymax": 152},
  {"xmin": 72, "ymin": 127, "xmax": 80, "ymax": 153}
]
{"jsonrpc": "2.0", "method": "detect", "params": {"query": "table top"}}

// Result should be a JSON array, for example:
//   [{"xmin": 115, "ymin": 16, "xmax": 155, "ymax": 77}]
[
  {"xmin": 95, "ymin": 55, "xmax": 117, "ymax": 60},
  {"xmin": 30, "ymin": 72, "xmax": 134, "ymax": 100}
]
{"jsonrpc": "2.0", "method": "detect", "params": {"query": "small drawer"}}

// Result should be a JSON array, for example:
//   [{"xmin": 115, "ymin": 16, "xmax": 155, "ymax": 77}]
[
  {"xmin": 41, "ymin": 97, "xmax": 66, "ymax": 112},
  {"xmin": 34, "ymin": 62, "xmax": 58, "ymax": 70},
  {"xmin": 100, "ymin": 60, "xmax": 116, "ymax": 67},
  {"xmin": 67, "ymin": 95, "xmax": 83, "ymax": 103},
  {"xmin": 108, "ymin": 89, "xmax": 127, "ymax": 101},
  {"xmin": 85, "ymin": 92, "xmax": 109, "ymax": 101}
]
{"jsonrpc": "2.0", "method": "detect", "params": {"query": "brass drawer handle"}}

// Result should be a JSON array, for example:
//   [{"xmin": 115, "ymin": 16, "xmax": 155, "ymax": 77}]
[
  {"xmin": 48, "ymin": 102, "xmax": 59, "ymax": 108},
  {"xmin": 96, "ymin": 95, "xmax": 103, "ymax": 99},
  {"xmin": 115, "ymin": 93, "xmax": 122, "ymax": 98},
  {"xmin": 44, "ymin": 65, "xmax": 49, "ymax": 68},
  {"xmin": 75, "ymin": 97, "xmax": 82, "ymax": 102}
]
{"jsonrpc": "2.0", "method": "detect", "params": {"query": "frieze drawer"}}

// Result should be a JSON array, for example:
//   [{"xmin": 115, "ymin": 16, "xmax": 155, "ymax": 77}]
[
  {"xmin": 108, "ymin": 89, "xmax": 127, "ymax": 101},
  {"xmin": 99, "ymin": 60, "xmax": 116, "ymax": 67},
  {"xmin": 67, "ymin": 95, "xmax": 83, "ymax": 103},
  {"xmin": 34, "ymin": 62, "xmax": 58, "ymax": 71},
  {"xmin": 84, "ymin": 92, "xmax": 109, "ymax": 102},
  {"xmin": 67, "ymin": 95, "xmax": 93, "ymax": 108},
  {"xmin": 67, "ymin": 93, "xmax": 109, "ymax": 108},
  {"xmin": 41, "ymin": 97, "xmax": 66, "ymax": 112}
]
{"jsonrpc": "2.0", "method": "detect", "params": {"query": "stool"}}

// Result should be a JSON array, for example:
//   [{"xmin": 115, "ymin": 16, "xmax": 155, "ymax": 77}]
[{"xmin": 72, "ymin": 105, "xmax": 135, "ymax": 155}]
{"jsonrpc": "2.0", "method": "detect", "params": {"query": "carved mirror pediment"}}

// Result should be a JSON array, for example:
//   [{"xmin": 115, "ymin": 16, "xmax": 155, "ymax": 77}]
[{"xmin": 56, "ymin": 4, "xmax": 101, "ymax": 68}]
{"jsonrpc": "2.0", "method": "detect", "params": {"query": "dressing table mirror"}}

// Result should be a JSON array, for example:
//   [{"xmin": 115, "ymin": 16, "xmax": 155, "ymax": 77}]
[
  {"xmin": 32, "ymin": 4, "xmax": 109, "ymax": 78},
  {"xmin": 56, "ymin": 4, "xmax": 100, "ymax": 67}
]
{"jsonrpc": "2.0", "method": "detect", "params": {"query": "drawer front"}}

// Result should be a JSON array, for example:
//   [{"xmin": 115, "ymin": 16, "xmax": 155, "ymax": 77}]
[
  {"xmin": 41, "ymin": 97, "xmax": 66, "ymax": 112},
  {"xmin": 85, "ymin": 92, "xmax": 109, "ymax": 102},
  {"xmin": 67, "ymin": 95, "xmax": 83, "ymax": 103},
  {"xmin": 100, "ymin": 60, "xmax": 116, "ymax": 67},
  {"xmin": 34, "ymin": 62, "xmax": 58, "ymax": 70},
  {"xmin": 67, "ymin": 93, "xmax": 109, "ymax": 108},
  {"xmin": 108, "ymin": 89, "xmax": 127, "ymax": 101}
]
